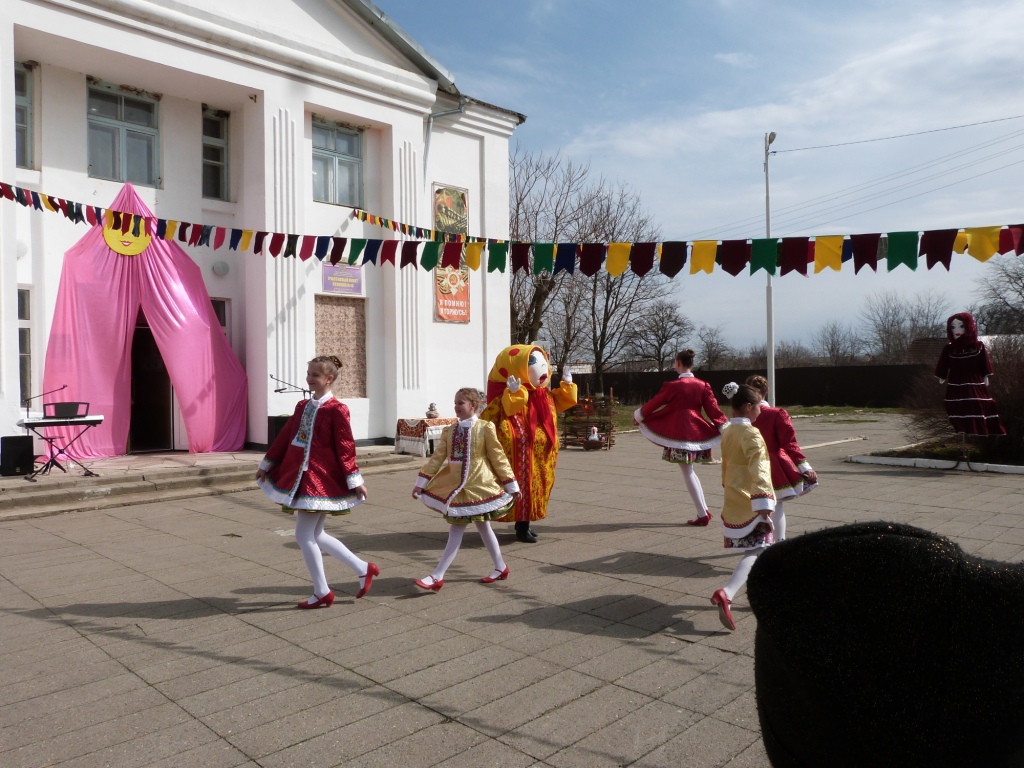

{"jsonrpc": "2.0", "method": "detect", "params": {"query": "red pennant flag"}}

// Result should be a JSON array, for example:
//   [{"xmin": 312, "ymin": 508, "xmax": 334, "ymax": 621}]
[
  {"xmin": 510, "ymin": 243, "xmax": 531, "ymax": 273},
  {"xmin": 57, "ymin": 198, "xmax": 69, "ymax": 217},
  {"xmin": 188, "ymin": 223, "xmax": 202, "ymax": 246},
  {"xmin": 380, "ymin": 240, "xmax": 398, "ymax": 265},
  {"xmin": 85, "ymin": 206, "xmax": 97, "ymax": 226},
  {"xmin": 999, "ymin": 225, "xmax": 1024, "ymax": 256},
  {"xmin": 579, "ymin": 243, "xmax": 606, "ymax": 276},
  {"xmin": 269, "ymin": 232, "xmax": 285, "ymax": 257},
  {"xmin": 121, "ymin": 212, "xmax": 132, "ymax": 234},
  {"xmin": 780, "ymin": 237, "xmax": 810, "ymax": 276},
  {"xmin": 659, "ymin": 241, "xmax": 687, "ymax": 278},
  {"xmin": 299, "ymin": 235, "xmax": 316, "ymax": 261},
  {"xmin": 629, "ymin": 242, "xmax": 657, "ymax": 276},
  {"xmin": 919, "ymin": 229, "xmax": 958, "ymax": 271},
  {"xmin": 400, "ymin": 241, "xmax": 419, "ymax": 268},
  {"xmin": 719, "ymin": 240, "xmax": 751, "ymax": 276},
  {"xmin": 849, "ymin": 233, "xmax": 881, "ymax": 274},
  {"xmin": 329, "ymin": 237, "xmax": 347, "ymax": 264},
  {"xmin": 213, "ymin": 227, "xmax": 226, "ymax": 251},
  {"xmin": 441, "ymin": 242, "xmax": 463, "ymax": 269},
  {"xmin": 0, "ymin": 182, "xmax": 14, "ymax": 201}
]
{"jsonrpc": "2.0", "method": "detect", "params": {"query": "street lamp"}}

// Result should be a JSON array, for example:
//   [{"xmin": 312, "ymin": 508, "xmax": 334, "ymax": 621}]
[{"xmin": 764, "ymin": 131, "xmax": 777, "ymax": 406}]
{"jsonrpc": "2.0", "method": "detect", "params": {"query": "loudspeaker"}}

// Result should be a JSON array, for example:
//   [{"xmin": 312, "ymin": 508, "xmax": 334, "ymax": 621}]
[{"xmin": 1, "ymin": 435, "xmax": 35, "ymax": 476}]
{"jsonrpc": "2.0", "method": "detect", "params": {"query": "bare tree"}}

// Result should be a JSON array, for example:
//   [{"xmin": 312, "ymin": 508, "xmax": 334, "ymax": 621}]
[
  {"xmin": 812, "ymin": 320, "xmax": 862, "ymax": 366},
  {"xmin": 776, "ymin": 340, "xmax": 815, "ymax": 368},
  {"xmin": 695, "ymin": 324, "xmax": 733, "ymax": 370},
  {"xmin": 859, "ymin": 290, "xmax": 950, "ymax": 363},
  {"xmin": 972, "ymin": 254, "xmax": 1024, "ymax": 333},
  {"xmin": 624, "ymin": 299, "xmax": 694, "ymax": 370},
  {"xmin": 509, "ymin": 147, "xmax": 599, "ymax": 344}
]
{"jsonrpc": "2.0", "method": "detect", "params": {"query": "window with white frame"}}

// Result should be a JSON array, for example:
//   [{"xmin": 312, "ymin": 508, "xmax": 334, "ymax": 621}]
[
  {"xmin": 87, "ymin": 81, "xmax": 160, "ymax": 186},
  {"xmin": 18, "ymin": 288, "xmax": 31, "ymax": 407},
  {"xmin": 312, "ymin": 120, "xmax": 362, "ymax": 207},
  {"xmin": 202, "ymin": 107, "xmax": 229, "ymax": 200},
  {"xmin": 15, "ymin": 63, "xmax": 33, "ymax": 169}
]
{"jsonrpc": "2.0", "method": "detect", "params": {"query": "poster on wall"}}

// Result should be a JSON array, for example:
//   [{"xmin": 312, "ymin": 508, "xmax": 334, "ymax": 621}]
[
  {"xmin": 321, "ymin": 263, "xmax": 363, "ymax": 296},
  {"xmin": 433, "ymin": 184, "xmax": 470, "ymax": 324}
]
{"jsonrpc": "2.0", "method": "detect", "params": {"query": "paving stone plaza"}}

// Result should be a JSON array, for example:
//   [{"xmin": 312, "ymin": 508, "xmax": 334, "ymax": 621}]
[{"xmin": 3, "ymin": 414, "xmax": 1023, "ymax": 767}]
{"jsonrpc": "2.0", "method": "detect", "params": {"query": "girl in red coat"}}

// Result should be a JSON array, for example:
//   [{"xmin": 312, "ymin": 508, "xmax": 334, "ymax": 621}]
[
  {"xmin": 743, "ymin": 376, "xmax": 817, "ymax": 541},
  {"xmin": 256, "ymin": 355, "xmax": 378, "ymax": 609},
  {"xmin": 634, "ymin": 349, "xmax": 727, "ymax": 526}
]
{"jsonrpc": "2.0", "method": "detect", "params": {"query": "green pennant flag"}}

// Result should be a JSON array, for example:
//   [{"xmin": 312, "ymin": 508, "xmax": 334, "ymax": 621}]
[
  {"xmin": 533, "ymin": 242, "xmax": 555, "ymax": 275},
  {"xmin": 886, "ymin": 231, "xmax": 919, "ymax": 271},
  {"xmin": 750, "ymin": 238, "xmax": 778, "ymax": 275},
  {"xmin": 419, "ymin": 241, "xmax": 441, "ymax": 271},
  {"xmin": 487, "ymin": 242, "xmax": 508, "ymax": 273},
  {"xmin": 347, "ymin": 239, "xmax": 367, "ymax": 265}
]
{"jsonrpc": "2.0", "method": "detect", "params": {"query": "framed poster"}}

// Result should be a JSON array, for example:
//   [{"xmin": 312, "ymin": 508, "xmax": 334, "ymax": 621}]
[
  {"xmin": 433, "ymin": 184, "xmax": 470, "ymax": 324},
  {"xmin": 321, "ymin": 263, "xmax": 363, "ymax": 296}
]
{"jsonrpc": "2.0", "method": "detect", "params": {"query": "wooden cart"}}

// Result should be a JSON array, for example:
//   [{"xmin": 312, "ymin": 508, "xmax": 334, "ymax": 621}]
[{"xmin": 560, "ymin": 396, "xmax": 616, "ymax": 450}]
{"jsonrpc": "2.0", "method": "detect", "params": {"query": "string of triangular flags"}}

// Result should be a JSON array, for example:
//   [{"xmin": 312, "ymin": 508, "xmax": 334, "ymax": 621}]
[{"xmin": 3, "ymin": 181, "xmax": 1021, "ymax": 276}]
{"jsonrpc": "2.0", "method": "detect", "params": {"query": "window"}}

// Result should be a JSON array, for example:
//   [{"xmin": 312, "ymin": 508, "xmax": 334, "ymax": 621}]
[
  {"xmin": 87, "ymin": 82, "xmax": 159, "ymax": 186},
  {"xmin": 210, "ymin": 298, "xmax": 231, "ymax": 343},
  {"xmin": 202, "ymin": 108, "xmax": 229, "ymax": 200},
  {"xmin": 312, "ymin": 121, "xmax": 362, "ymax": 206},
  {"xmin": 15, "ymin": 63, "xmax": 33, "ymax": 169},
  {"xmin": 18, "ymin": 288, "xmax": 31, "ymax": 407}
]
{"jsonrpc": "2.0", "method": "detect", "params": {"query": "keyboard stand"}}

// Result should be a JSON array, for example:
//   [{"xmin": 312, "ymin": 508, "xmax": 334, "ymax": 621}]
[{"xmin": 23, "ymin": 423, "xmax": 100, "ymax": 482}]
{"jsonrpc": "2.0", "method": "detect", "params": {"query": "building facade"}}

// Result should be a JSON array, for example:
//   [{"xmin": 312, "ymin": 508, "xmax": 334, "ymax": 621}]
[{"xmin": 0, "ymin": 0, "xmax": 522, "ymax": 450}]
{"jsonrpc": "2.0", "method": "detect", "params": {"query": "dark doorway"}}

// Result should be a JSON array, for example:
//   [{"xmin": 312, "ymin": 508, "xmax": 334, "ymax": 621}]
[{"xmin": 129, "ymin": 309, "xmax": 173, "ymax": 452}]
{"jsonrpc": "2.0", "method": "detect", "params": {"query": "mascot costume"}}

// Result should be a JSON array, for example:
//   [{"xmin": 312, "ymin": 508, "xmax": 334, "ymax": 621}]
[{"xmin": 481, "ymin": 345, "xmax": 577, "ymax": 542}]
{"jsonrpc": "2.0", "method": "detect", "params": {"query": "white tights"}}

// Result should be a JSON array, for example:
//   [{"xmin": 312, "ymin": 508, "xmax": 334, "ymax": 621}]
[
  {"xmin": 679, "ymin": 463, "xmax": 709, "ymax": 517},
  {"xmin": 774, "ymin": 501, "xmax": 787, "ymax": 541},
  {"xmin": 723, "ymin": 545, "xmax": 765, "ymax": 601},
  {"xmin": 295, "ymin": 512, "xmax": 367, "ymax": 598},
  {"xmin": 431, "ymin": 521, "xmax": 506, "ymax": 581}
]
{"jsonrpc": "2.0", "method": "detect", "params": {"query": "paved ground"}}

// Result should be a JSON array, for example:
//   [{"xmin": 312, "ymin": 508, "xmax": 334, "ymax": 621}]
[{"xmin": 3, "ymin": 413, "xmax": 1024, "ymax": 767}]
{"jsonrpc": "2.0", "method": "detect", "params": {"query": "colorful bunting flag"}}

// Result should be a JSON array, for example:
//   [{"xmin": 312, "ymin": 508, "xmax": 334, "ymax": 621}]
[
  {"xmin": 464, "ymin": 242, "xmax": 484, "ymax": 271},
  {"xmin": 630, "ymin": 242, "xmax": 657, "ymax": 276},
  {"xmin": 487, "ymin": 242, "xmax": 508, "ymax": 273},
  {"xmin": 720, "ymin": 240, "xmax": 750, "ymax": 276},
  {"xmin": 850, "ymin": 233, "xmax": 881, "ymax": 274},
  {"xmin": 919, "ymin": 229, "xmax": 958, "ymax": 271},
  {"xmin": 886, "ymin": 231, "xmax": 919, "ymax": 271},
  {"xmin": 814, "ymin": 236, "xmax": 844, "ymax": 273},
  {"xmin": 965, "ymin": 226, "xmax": 1001, "ymax": 262},
  {"xmin": 419, "ymin": 241, "xmax": 441, "ymax": 270},
  {"xmin": 579, "ymin": 243, "xmax": 606, "ymax": 276},
  {"xmin": 533, "ymin": 243, "xmax": 555, "ymax": 275},
  {"xmin": 606, "ymin": 243, "xmax": 632, "ymax": 277}
]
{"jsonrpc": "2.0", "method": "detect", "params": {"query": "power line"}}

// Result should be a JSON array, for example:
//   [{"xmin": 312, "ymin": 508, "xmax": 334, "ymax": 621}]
[{"xmin": 774, "ymin": 114, "xmax": 1024, "ymax": 154}]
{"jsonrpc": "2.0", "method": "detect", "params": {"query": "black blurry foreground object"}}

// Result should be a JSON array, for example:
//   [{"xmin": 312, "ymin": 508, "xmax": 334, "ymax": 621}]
[{"xmin": 747, "ymin": 521, "xmax": 1024, "ymax": 768}]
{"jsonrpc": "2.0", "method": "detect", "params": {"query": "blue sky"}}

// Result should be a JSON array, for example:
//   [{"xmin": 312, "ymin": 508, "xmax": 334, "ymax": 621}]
[{"xmin": 381, "ymin": 0, "xmax": 1024, "ymax": 349}]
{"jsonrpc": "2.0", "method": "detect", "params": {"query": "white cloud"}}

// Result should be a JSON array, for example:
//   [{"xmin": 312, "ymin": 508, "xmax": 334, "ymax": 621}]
[{"xmin": 714, "ymin": 52, "xmax": 756, "ymax": 69}]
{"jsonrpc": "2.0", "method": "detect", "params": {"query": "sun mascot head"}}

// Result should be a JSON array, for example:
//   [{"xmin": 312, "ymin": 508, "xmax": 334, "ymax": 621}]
[{"xmin": 103, "ymin": 221, "xmax": 151, "ymax": 256}]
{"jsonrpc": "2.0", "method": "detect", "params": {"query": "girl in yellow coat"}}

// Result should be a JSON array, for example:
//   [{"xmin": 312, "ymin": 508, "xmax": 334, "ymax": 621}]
[
  {"xmin": 481, "ymin": 345, "xmax": 577, "ymax": 542},
  {"xmin": 412, "ymin": 388, "xmax": 520, "ymax": 591},
  {"xmin": 711, "ymin": 382, "xmax": 776, "ymax": 632}
]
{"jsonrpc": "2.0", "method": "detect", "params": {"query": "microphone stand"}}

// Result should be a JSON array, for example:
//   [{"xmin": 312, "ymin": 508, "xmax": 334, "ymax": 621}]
[
  {"xmin": 270, "ymin": 374, "xmax": 312, "ymax": 399},
  {"xmin": 22, "ymin": 384, "xmax": 68, "ymax": 425}
]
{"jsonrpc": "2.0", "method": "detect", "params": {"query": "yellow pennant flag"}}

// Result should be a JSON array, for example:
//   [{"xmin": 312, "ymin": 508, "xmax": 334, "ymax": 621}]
[
  {"xmin": 41, "ymin": 195, "xmax": 56, "ymax": 212},
  {"xmin": 965, "ymin": 226, "xmax": 1001, "ymax": 262},
  {"xmin": 464, "ymin": 242, "xmax": 484, "ymax": 271},
  {"xmin": 953, "ymin": 231, "xmax": 968, "ymax": 253},
  {"xmin": 164, "ymin": 220, "xmax": 178, "ymax": 240},
  {"xmin": 690, "ymin": 241, "xmax": 717, "ymax": 274},
  {"xmin": 814, "ymin": 236, "xmax": 844, "ymax": 273},
  {"xmin": 240, "ymin": 230, "xmax": 254, "ymax": 252},
  {"xmin": 605, "ymin": 243, "xmax": 631, "ymax": 276}
]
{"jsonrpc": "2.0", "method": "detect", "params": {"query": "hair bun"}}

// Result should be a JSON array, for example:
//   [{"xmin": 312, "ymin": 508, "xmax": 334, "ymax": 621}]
[{"xmin": 722, "ymin": 382, "xmax": 740, "ymax": 399}]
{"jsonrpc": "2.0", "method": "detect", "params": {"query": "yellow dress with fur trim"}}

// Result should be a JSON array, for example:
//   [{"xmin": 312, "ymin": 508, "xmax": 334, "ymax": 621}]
[{"xmin": 481, "ymin": 345, "xmax": 578, "ymax": 523}]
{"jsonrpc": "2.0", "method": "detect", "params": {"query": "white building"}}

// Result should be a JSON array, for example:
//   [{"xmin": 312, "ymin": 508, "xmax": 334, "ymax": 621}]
[{"xmin": 0, "ymin": 0, "xmax": 523, "ymax": 451}]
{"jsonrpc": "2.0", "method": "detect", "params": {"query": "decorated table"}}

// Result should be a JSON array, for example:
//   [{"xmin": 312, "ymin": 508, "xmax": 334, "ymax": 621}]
[{"xmin": 394, "ymin": 417, "xmax": 457, "ymax": 457}]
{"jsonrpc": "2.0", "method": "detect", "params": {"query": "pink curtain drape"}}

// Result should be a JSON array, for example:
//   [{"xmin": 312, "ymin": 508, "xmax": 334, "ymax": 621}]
[{"xmin": 42, "ymin": 184, "xmax": 247, "ymax": 458}]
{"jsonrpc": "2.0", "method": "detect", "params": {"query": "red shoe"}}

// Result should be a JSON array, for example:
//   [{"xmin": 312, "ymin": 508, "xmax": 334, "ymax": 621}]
[
  {"xmin": 480, "ymin": 566, "xmax": 509, "ymax": 584},
  {"xmin": 687, "ymin": 511, "xmax": 712, "ymax": 526},
  {"xmin": 414, "ymin": 577, "xmax": 444, "ymax": 592},
  {"xmin": 356, "ymin": 563, "xmax": 379, "ymax": 599},
  {"xmin": 711, "ymin": 588, "xmax": 736, "ymax": 631},
  {"xmin": 297, "ymin": 591, "xmax": 334, "ymax": 609}
]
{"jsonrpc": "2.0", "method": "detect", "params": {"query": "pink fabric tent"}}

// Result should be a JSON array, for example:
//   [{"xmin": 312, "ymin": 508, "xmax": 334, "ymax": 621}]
[{"xmin": 42, "ymin": 184, "xmax": 247, "ymax": 458}]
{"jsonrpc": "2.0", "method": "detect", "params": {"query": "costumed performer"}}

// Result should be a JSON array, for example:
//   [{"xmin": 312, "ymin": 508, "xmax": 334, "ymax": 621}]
[
  {"xmin": 934, "ymin": 312, "xmax": 1005, "ymax": 435},
  {"xmin": 710, "ymin": 382, "xmax": 776, "ymax": 632},
  {"xmin": 633, "ymin": 349, "xmax": 728, "ymax": 526},
  {"xmin": 743, "ymin": 375, "xmax": 818, "ymax": 541},
  {"xmin": 256, "ymin": 355, "xmax": 379, "ymax": 608},
  {"xmin": 481, "ymin": 344, "xmax": 578, "ymax": 543},
  {"xmin": 412, "ymin": 387, "xmax": 520, "ymax": 591}
]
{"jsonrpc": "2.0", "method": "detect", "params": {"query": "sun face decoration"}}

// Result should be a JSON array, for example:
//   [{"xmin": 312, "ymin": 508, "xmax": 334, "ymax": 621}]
[{"xmin": 103, "ymin": 224, "xmax": 152, "ymax": 256}]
